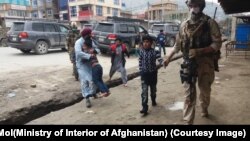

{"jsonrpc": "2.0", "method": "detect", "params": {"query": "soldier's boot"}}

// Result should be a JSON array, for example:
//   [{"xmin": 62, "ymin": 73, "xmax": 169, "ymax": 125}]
[
  {"xmin": 201, "ymin": 108, "xmax": 208, "ymax": 118},
  {"xmin": 85, "ymin": 98, "xmax": 92, "ymax": 108}
]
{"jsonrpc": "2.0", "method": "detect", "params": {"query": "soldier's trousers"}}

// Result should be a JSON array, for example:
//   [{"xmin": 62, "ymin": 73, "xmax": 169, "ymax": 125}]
[
  {"xmin": 183, "ymin": 71, "xmax": 214, "ymax": 124},
  {"xmin": 73, "ymin": 63, "xmax": 78, "ymax": 81}
]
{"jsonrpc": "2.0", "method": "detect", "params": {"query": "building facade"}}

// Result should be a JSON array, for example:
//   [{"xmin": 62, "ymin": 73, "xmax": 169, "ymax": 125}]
[
  {"xmin": 30, "ymin": 0, "xmax": 59, "ymax": 19},
  {"xmin": 146, "ymin": 0, "xmax": 178, "ymax": 22},
  {"xmin": 163, "ymin": 10, "xmax": 188, "ymax": 23},
  {"xmin": 68, "ymin": 0, "xmax": 122, "ymax": 29},
  {"xmin": 0, "ymin": 0, "xmax": 31, "ymax": 27},
  {"xmin": 59, "ymin": 0, "xmax": 69, "ymax": 21}
]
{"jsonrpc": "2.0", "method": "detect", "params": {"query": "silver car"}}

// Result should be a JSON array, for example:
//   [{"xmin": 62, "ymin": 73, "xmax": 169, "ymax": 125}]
[
  {"xmin": 7, "ymin": 21, "xmax": 69, "ymax": 54},
  {"xmin": 149, "ymin": 23, "xmax": 179, "ymax": 47}
]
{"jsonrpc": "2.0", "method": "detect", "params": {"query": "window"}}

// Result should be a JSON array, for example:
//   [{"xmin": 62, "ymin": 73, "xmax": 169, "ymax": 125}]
[
  {"xmin": 95, "ymin": 23, "xmax": 114, "ymax": 33},
  {"xmin": 98, "ymin": 0, "xmax": 104, "ymax": 3},
  {"xmin": 96, "ymin": 6, "xmax": 103, "ymax": 16},
  {"xmin": 128, "ymin": 25, "xmax": 136, "ymax": 33},
  {"xmin": 152, "ymin": 25, "xmax": 164, "ymax": 31},
  {"xmin": 33, "ymin": 0, "xmax": 37, "ymax": 7},
  {"xmin": 44, "ymin": 24, "xmax": 56, "ymax": 32},
  {"xmin": 112, "ymin": 8, "xmax": 118, "ymax": 16},
  {"xmin": 70, "ymin": 6, "xmax": 77, "ymax": 17},
  {"xmin": 47, "ymin": 9, "xmax": 52, "ymax": 16},
  {"xmin": 119, "ymin": 24, "xmax": 128, "ymax": 33},
  {"xmin": 139, "ymin": 26, "xmax": 147, "ymax": 33},
  {"xmin": 32, "ymin": 11, "xmax": 38, "ymax": 18},
  {"xmin": 107, "ymin": 7, "xmax": 111, "ymax": 14},
  {"xmin": 170, "ymin": 25, "xmax": 179, "ymax": 32},
  {"xmin": 12, "ymin": 23, "xmax": 24, "ymax": 31},
  {"xmin": 58, "ymin": 25, "xmax": 69, "ymax": 33},
  {"xmin": 114, "ymin": 0, "xmax": 119, "ymax": 5},
  {"xmin": 32, "ymin": 23, "xmax": 44, "ymax": 32}
]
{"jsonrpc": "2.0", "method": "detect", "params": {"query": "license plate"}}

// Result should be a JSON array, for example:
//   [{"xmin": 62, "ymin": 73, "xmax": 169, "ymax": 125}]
[
  {"xmin": 99, "ymin": 38, "xmax": 104, "ymax": 42},
  {"xmin": 12, "ymin": 37, "xmax": 17, "ymax": 41}
]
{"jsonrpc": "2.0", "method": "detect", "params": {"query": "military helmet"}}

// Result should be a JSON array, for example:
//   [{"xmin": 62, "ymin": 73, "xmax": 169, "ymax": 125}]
[{"xmin": 185, "ymin": 0, "xmax": 206, "ymax": 11}]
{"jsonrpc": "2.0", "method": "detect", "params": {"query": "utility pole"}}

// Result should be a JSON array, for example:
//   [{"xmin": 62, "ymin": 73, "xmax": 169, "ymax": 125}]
[
  {"xmin": 161, "ymin": 0, "xmax": 163, "ymax": 22},
  {"xmin": 213, "ymin": 7, "xmax": 217, "ymax": 20},
  {"xmin": 147, "ymin": 1, "xmax": 150, "ymax": 29}
]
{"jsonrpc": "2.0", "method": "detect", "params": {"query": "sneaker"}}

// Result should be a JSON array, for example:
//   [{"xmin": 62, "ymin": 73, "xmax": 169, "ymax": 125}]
[
  {"xmin": 93, "ymin": 94, "xmax": 98, "ymax": 99},
  {"xmin": 100, "ymin": 92, "xmax": 110, "ymax": 97},
  {"xmin": 139, "ymin": 109, "xmax": 148, "ymax": 116},
  {"xmin": 86, "ymin": 99, "xmax": 91, "ymax": 108},
  {"xmin": 152, "ymin": 101, "xmax": 157, "ymax": 106},
  {"xmin": 139, "ymin": 109, "xmax": 147, "ymax": 114},
  {"xmin": 123, "ymin": 84, "xmax": 128, "ymax": 87}
]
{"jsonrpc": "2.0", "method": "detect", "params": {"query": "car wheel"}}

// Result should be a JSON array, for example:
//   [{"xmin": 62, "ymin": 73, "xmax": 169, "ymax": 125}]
[
  {"xmin": 61, "ymin": 48, "xmax": 67, "ymax": 51},
  {"xmin": 35, "ymin": 41, "xmax": 49, "ymax": 55},
  {"xmin": 20, "ymin": 49, "xmax": 31, "ymax": 54},
  {"xmin": 169, "ymin": 38, "xmax": 175, "ymax": 47},
  {"xmin": 64, "ymin": 42, "xmax": 69, "ymax": 51},
  {"xmin": 0, "ymin": 38, "xmax": 8, "ymax": 47}
]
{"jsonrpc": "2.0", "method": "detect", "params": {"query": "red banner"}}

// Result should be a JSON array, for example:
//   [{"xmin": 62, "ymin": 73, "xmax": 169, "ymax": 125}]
[{"xmin": 78, "ymin": 10, "xmax": 93, "ymax": 21}]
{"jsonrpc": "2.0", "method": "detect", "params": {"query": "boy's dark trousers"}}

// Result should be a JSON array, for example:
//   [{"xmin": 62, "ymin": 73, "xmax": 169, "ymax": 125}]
[
  {"xmin": 140, "ymin": 71, "xmax": 157, "ymax": 113},
  {"xmin": 92, "ymin": 64, "xmax": 109, "ymax": 93},
  {"xmin": 141, "ymin": 82, "xmax": 157, "ymax": 112}
]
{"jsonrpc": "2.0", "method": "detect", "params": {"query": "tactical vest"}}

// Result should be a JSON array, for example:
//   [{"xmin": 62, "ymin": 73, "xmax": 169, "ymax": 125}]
[{"xmin": 180, "ymin": 16, "xmax": 212, "ymax": 53}]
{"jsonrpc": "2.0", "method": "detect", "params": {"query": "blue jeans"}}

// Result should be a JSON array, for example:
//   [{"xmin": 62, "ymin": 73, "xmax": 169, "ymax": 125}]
[
  {"xmin": 141, "ymin": 81, "xmax": 157, "ymax": 112},
  {"xmin": 159, "ymin": 43, "xmax": 166, "ymax": 56},
  {"xmin": 92, "ymin": 64, "xmax": 109, "ymax": 93}
]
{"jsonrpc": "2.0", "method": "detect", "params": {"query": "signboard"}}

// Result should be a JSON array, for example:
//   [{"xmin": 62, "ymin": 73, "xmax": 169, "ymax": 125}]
[{"xmin": 11, "ymin": 4, "xmax": 27, "ymax": 10}]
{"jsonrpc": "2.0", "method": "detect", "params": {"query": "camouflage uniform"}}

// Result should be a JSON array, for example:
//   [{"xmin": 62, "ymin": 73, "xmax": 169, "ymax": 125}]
[
  {"xmin": 172, "ymin": 13, "xmax": 222, "ymax": 124},
  {"xmin": 66, "ymin": 26, "xmax": 80, "ymax": 81},
  {"xmin": 0, "ymin": 18, "xmax": 8, "ymax": 47}
]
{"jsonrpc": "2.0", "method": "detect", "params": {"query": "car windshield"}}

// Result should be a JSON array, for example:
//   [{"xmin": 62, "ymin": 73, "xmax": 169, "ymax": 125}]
[
  {"xmin": 151, "ymin": 25, "xmax": 164, "ymax": 31},
  {"xmin": 170, "ymin": 25, "xmax": 179, "ymax": 32},
  {"xmin": 95, "ymin": 23, "xmax": 114, "ymax": 33},
  {"xmin": 11, "ymin": 22, "xmax": 24, "ymax": 31}
]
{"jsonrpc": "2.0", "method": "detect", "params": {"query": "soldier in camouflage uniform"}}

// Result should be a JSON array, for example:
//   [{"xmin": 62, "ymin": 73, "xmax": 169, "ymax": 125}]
[
  {"xmin": 163, "ymin": 0, "xmax": 222, "ymax": 124},
  {"xmin": 0, "ymin": 17, "xmax": 8, "ymax": 47},
  {"xmin": 66, "ymin": 24, "xmax": 80, "ymax": 81}
]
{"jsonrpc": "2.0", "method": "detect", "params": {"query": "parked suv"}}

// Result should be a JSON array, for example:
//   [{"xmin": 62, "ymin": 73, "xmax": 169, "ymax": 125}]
[
  {"xmin": 92, "ymin": 22, "xmax": 155, "ymax": 54},
  {"xmin": 149, "ymin": 22, "xmax": 179, "ymax": 47},
  {"xmin": 7, "ymin": 21, "xmax": 70, "ymax": 54}
]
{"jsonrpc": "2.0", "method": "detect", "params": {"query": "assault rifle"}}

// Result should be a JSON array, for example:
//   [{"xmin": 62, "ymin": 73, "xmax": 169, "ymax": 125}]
[{"xmin": 180, "ymin": 40, "xmax": 197, "ymax": 84}]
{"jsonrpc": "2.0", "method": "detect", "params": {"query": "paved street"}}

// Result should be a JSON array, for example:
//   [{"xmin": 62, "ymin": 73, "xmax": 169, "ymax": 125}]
[{"xmin": 0, "ymin": 47, "xmax": 139, "ymax": 74}]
